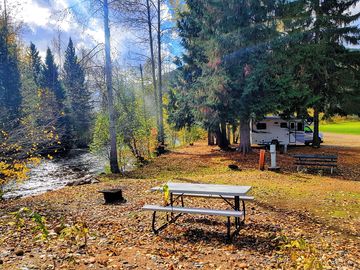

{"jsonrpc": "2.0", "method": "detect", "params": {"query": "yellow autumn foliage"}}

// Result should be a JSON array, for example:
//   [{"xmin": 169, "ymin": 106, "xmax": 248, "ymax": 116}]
[{"xmin": 0, "ymin": 157, "xmax": 41, "ymax": 186}]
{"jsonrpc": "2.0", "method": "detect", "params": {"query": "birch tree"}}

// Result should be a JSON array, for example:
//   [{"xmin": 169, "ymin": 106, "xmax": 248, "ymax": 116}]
[{"xmin": 103, "ymin": 0, "xmax": 120, "ymax": 173}]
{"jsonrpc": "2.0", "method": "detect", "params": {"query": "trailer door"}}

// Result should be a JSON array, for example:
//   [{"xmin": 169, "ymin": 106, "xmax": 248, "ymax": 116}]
[{"xmin": 289, "ymin": 122, "xmax": 296, "ymax": 143}]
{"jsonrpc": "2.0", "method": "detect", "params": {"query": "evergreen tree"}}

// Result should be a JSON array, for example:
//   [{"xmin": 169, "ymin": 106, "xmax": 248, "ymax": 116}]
[
  {"xmin": 0, "ymin": 17, "xmax": 21, "ymax": 130},
  {"xmin": 282, "ymin": 0, "xmax": 360, "ymax": 147},
  {"xmin": 175, "ymin": 0, "xmax": 282, "ymax": 152},
  {"xmin": 174, "ymin": 0, "xmax": 232, "ymax": 149},
  {"xmin": 42, "ymin": 47, "xmax": 70, "ymax": 148},
  {"xmin": 42, "ymin": 48, "xmax": 65, "ymax": 104},
  {"xmin": 28, "ymin": 42, "xmax": 43, "ymax": 86},
  {"xmin": 167, "ymin": 60, "xmax": 196, "ymax": 131},
  {"xmin": 63, "ymin": 38, "xmax": 92, "ymax": 147}
]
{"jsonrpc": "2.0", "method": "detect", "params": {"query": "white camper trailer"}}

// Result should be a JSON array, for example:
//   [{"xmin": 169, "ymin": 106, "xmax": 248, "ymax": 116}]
[{"xmin": 250, "ymin": 116, "xmax": 323, "ymax": 146}]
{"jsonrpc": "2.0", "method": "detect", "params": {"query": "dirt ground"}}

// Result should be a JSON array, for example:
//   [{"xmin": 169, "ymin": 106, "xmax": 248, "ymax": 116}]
[{"xmin": 0, "ymin": 132, "xmax": 359, "ymax": 269}]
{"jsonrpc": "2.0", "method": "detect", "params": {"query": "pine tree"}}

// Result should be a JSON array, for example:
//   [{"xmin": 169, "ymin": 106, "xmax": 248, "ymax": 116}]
[
  {"xmin": 63, "ymin": 38, "xmax": 92, "ymax": 147},
  {"xmin": 175, "ymin": 0, "xmax": 282, "ymax": 152},
  {"xmin": 42, "ymin": 48, "xmax": 65, "ymax": 104},
  {"xmin": 282, "ymin": 0, "xmax": 360, "ymax": 147},
  {"xmin": 28, "ymin": 42, "xmax": 43, "ymax": 86},
  {"xmin": 42, "ymin": 47, "xmax": 70, "ymax": 148},
  {"xmin": 174, "ymin": 0, "xmax": 233, "ymax": 149},
  {"xmin": 0, "ymin": 16, "xmax": 21, "ymax": 130}
]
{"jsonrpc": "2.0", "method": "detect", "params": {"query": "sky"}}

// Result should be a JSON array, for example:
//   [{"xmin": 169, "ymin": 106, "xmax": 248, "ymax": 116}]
[
  {"xmin": 2, "ymin": 0, "xmax": 360, "ymax": 65},
  {"xmin": 3, "ymin": 0, "xmax": 181, "ymax": 68}
]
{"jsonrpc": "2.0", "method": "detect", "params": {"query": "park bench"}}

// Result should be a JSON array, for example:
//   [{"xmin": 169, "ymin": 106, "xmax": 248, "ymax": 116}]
[{"xmin": 293, "ymin": 154, "xmax": 338, "ymax": 174}]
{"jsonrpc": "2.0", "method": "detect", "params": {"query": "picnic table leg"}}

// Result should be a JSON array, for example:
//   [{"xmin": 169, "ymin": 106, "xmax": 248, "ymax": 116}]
[
  {"xmin": 234, "ymin": 196, "xmax": 240, "ymax": 228},
  {"xmin": 242, "ymin": 200, "xmax": 246, "ymax": 223},
  {"xmin": 169, "ymin": 193, "xmax": 174, "ymax": 220},
  {"xmin": 227, "ymin": 217, "xmax": 231, "ymax": 240},
  {"xmin": 152, "ymin": 211, "xmax": 158, "ymax": 233}
]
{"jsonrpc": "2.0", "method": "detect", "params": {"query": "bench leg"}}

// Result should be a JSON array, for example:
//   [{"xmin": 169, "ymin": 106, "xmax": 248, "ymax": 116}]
[
  {"xmin": 241, "ymin": 200, "xmax": 246, "ymax": 224},
  {"xmin": 227, "ymin": 217, "xmax": 231, "ymax": 240},
  {"xmin": 151, "ymin": 211, "xmax": 182, "ymax": 234},
  {"xmin": 226, "ymin": 217, "xmax": 242, "ymax": 241},
  {"xmin": 152, "ymin": 211, "xmax": 158, "ymax": 233},
  {"xmin": 234, "ymin": 196, "xmax": 240, "ymax": 228}
]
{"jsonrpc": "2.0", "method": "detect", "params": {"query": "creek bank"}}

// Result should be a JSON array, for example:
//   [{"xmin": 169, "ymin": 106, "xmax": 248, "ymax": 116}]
[{"xmin": 66, "ymin": 175, "xmax": 100, "ymax": 186}]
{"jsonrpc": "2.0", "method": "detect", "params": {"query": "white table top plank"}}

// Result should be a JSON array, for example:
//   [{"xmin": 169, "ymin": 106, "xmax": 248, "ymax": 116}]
[{"xmin": 151, "ymin": 182, "xmax": 251, "ymax": 196}]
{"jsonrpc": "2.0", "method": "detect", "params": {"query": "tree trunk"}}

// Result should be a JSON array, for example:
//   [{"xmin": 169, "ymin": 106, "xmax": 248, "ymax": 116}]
[
  {"xmin": 216, "ymin": 121, "xmax": 229, "ymax": 150},
  {"xmin": 312, "ymin": 106, "xmax": 320, "ymax": 148},
  {"xmin": 103, "ymin": 0, "xmax": 120, "ymax": 173},
  {"xmin": 238, "ymin": 118, "xmax": 252, "ymax": 154},
  {"xmin": 227, "ymin": 124, "xmax": 231, "ymax": 144},
  {"xmin": 157, "ymin": 0, "xmax": 165, "ymax": 146},
  {"xmin": 140, "ymin": 64, "xmax": 151, "ymax": 157},
  {"xmin": 208, "ymin": 129, "xmax": 215, "ymax": 145},
  {"xmin": 146, "ymin": 0, "xmax": 159, "ymax": 138},
  {"xmin": 140, "ymin": 64, "xmax": 146, "ymax": 118},
  {"xmin": 232, "ymin": 125, "xmax": 238, "ymax": 144}
]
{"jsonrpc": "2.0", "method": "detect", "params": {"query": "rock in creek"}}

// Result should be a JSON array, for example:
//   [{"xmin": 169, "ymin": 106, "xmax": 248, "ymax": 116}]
[{"xmin": 66, "ymin": 175, "xmax": 100, "ymax": 186}]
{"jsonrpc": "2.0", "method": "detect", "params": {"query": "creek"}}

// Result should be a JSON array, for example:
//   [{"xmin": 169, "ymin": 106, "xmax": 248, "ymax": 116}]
[{"xmin": 3, "ymin": 149, "xmax": 107, "ymax": 200}]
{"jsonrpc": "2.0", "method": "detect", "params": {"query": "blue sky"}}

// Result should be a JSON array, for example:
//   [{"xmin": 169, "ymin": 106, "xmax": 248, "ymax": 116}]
[
  {"xmin": 4, "ymin": 0, "xmax": 181, "ymax": 68},
  {"xmin": 3, "ymin": 0, "xmax": 360, "ymax": 65}
]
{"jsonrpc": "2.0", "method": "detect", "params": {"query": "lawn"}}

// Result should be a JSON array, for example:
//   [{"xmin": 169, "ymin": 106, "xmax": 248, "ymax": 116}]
[{"xmin": 320, "ymin": 121, "xmax": 360, "ymax": 135}]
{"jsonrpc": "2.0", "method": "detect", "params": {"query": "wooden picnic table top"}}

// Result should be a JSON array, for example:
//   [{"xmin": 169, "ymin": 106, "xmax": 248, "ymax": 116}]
[{"xmin": 151, "ymin": 182, "xmax": 252, "ymax": 197}]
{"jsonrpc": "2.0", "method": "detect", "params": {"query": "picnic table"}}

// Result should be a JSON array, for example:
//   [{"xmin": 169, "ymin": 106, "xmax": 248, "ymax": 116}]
[{"xmin": 142, "ymin": 182, "xmax": 253, "ymax": 240}]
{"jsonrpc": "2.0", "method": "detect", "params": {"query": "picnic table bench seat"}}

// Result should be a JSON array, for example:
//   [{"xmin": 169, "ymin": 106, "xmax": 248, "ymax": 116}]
[
  {"xmin": 293, "ymin": 154, "xmax": 338, "ymax": 174},
  {"xmin": 142, "ymin": 204, "xmax": 244, "ymax": 239},
  {"xmin": 142, "ymin": 204, "xmax": 245, "ymax": 217}
]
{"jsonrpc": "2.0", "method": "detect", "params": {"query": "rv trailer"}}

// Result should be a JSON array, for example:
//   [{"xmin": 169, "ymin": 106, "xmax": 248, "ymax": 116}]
[{"xmin": 250, "ymin": 116, "xmax": 323, "ymax": 146}]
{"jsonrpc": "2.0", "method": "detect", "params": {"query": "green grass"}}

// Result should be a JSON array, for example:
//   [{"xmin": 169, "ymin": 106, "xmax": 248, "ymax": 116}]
[{"xmin": 320, "ymin": 121, "xmax": 360, "ymax": 135}]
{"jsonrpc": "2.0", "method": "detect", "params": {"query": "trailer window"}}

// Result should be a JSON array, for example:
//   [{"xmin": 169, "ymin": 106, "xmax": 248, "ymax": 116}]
[
  {"xmin": 297, "ymin": 122, "xmax": 303, "ymax": 131},
  {"xmin": 256, "ymin": 123, "xmax": 267, "ymax": 130},
  {"xmin": 280, "ymin": 122, "xmax": 287, "ymax": 128}
]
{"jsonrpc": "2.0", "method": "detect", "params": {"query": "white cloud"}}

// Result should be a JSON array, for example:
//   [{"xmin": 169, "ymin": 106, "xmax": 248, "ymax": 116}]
[
  {"xmin": 161, "ymin": 2, "xmax": 172, "ymax": 22},
  {"xmin": 6, "ymin": 0, "xmax": 179, "ymax": 66},
  {"xmin": 16, "ymin": 0, "xmax": 52, "ymax": 31}
]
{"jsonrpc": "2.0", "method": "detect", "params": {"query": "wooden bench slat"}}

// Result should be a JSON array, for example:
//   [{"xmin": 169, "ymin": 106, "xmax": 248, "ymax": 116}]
[
  {"xmin": 142, "ymin": 204, "xmax": 244, "ymax": 217},
  {"xmin": 296, "ymin": 158, "xmax": 337, "ymax": 162},
  {"xmin": 293, "ymin": 154, "xmax": 337, "ymax": 159},
  {"xmin": 295, "ymin": 162, "xmax": 337, "ymax": 167}
]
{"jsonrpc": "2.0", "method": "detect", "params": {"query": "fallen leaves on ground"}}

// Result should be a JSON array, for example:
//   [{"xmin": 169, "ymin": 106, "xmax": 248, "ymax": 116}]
[{"xmin": 0, "ymin": 133, "xmax": 359, "ymax": 269}]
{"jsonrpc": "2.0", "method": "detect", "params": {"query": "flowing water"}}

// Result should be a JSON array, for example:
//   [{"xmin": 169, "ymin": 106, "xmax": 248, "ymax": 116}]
[{"xmin": 3, "ymin": 150, "xmax": 107, "ymax": 200}]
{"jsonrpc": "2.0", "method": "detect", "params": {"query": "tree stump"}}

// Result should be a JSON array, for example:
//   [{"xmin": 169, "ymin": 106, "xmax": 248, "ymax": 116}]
[{"xmin": 98, "ymin": 189, "xmax": 126, "ymax": 204}]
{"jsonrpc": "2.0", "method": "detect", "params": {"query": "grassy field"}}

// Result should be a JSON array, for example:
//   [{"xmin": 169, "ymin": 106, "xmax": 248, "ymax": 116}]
[{"xmin": 320, "ymin": 121, "xmax": 360, "ymax": 135}]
